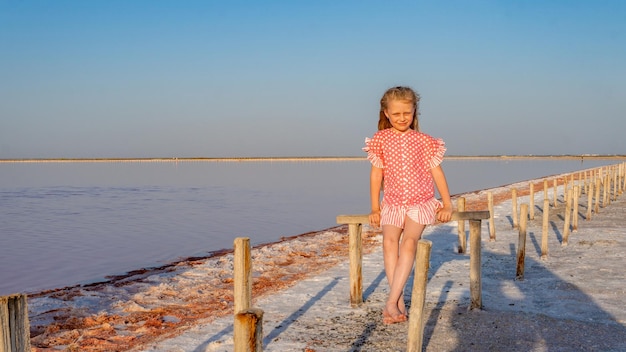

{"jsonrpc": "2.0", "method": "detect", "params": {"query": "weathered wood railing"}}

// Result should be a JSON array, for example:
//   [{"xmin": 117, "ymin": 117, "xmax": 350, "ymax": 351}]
[{"xmin": 336, "ymin": 211, "xmax": 490, "ymax": 310}]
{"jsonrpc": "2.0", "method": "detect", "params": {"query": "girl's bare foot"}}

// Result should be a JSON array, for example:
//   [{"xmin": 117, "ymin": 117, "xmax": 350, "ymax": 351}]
[{"xmin": 383, "ymin": 302, "xmax": 407, "ymax": 324}]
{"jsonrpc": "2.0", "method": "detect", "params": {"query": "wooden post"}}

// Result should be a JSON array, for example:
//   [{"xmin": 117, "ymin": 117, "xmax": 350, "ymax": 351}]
[
  {"xmin": 0, "ymin": 294, "xmax": 31, "ymax": 352},
  {"xmin": 613, "ymin": 167, "xmax": 618, "ymax": 201},
  {"xmin": 529, "ymin": 182, "xmax": 535, "ymax": 220},
  {"xmin": 488, "ymin": 192, "xmax": 496, "ymax": 242},
  {"xmin": 336, "ymin": 215, "xmax": 367, "ymax": 306},
  {"xmin": 603, "ymin": 174, "xmax": 609, "ymax": 208},
  {"xmin": 572, "ymin": 186, "xmax": 579, "ymax": 231},
  {"xmin": 562, "ymin": 188, "xmax": 572, "ymax": 246},
  {"xmin": 469, "ymin": 219, "xmax": 482, "ymax": 310},
  {"xmin": 457, "ymin": 197, "xmax": 466, "ymax": 253},
  {"xmin": 234, "ymin": 237, "xmax": 252, "ymax": 315},
  {"xmin": 620, "ymin": 162, "xmax": 626, "ymax": 194},
  {"xmin": 348, "ymin": 223, "xmax": 363, "ymax": 307},
  {"xmin": 619, "ymin": 163, "xmax": 624, "ymax": 195},
  {"xmin": 234, "ymin": 309, "xmax": 264, "ymax": 352},
  {"xmin": 594, "ymin": 176, "xmax": 601, "ymax": 214},
  {"xmin": 586, "ymin": 180, "xmax": 593, "ymax": 220},
  {"xmin": 406, "ymin": 240, "xmax": 432, "ymax": 352},
  {"xmin": 234, "ymin": 238, "xmax": 264, "ymax": 352},
  {"xmin": 541, "ymin": 199, "xmax": 549, "ymax": 259},
  {"xmin": 516, "ymin": 204, "xmax": 528, "ymax": 280},
  {"xmin": 553, "ymin": 178, "xmax": 558, "ymax": 207},
  {"xmin": 511, "ymin": 189, "xmax": 518, "ymax": 229},
  {"xmin": 604, "ymin": 169, "xmax": 610, "ymax": 205}
]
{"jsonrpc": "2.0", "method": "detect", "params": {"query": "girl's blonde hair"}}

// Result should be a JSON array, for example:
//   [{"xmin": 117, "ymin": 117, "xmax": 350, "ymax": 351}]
[{"xmin": 378, "ymin": 86, "xmax": 420, "ymax": 131}]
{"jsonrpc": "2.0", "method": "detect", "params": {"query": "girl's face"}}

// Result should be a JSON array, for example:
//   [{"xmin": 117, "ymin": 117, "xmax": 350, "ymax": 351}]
[{"xmin": 384, "ymin": 99, "xmax": 415, "ymax": 133}]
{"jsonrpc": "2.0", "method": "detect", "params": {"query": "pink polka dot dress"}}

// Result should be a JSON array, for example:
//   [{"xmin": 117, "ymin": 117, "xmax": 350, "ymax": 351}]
[{"xmin": 363, "ymin": 128, "xmax": 446, "ymax": 227}]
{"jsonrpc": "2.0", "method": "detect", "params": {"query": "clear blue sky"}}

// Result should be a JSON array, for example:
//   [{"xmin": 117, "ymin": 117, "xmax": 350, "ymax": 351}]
[{"xmin": 1, "ymin": 0, "xmax": 625, "ymax": 158}]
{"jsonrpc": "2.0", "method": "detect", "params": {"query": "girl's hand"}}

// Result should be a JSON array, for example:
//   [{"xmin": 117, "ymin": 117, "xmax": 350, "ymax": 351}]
[
  {"xmin": 436, "ymin": 204, "xmax": 453, "ymax": 223},
  {"xmin": 369, "ymin": 211, "xmax": 381, "ymax": 228}
]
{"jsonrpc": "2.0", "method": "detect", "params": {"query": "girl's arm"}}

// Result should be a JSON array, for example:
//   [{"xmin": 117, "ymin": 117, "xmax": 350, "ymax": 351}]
[
  {"xmin": 431, "ymin": 164, "xmax": 453, "ymax": 222},
  {"xmin": 369, "ymin": 165, "xmax": 383, "ymax": 227}
]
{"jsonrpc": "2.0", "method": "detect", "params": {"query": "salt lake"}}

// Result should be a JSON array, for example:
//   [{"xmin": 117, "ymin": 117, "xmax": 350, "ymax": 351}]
[{"xmin": 0, "ymin": 157, "xmax": 622, "ymax": 295}]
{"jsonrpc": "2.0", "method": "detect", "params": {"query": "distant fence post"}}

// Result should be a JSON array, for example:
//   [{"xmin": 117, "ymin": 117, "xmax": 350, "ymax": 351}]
[
  {"xmin": 572, "ymin": 185, "xmax": 580, "ymax": 231},
  {"xmin": 612, "ymin": 167, "xmax": 618, "ymax": 201},
  {"xmin": 457, "ymin": 197, "xmax": 466, "ymax": 253},
  {"xmin": 562, "ymin": 188, "xmax": 572, "ymax": 246},
  {"xmin": 516, "ymin": 204, "xmax": 528, "ymax": 280},
  {"xmin": 603, "ymin": 174, "xmax": 609, "ymax": 208},
  {"xmin": 594, "ymin": 176, "xmax": 601, "ymax": 214},
  {"xmin": 529, "ymin": 183, "xmax": 535, "ymax": 220},
  {"xmin": 586, "ymin": 180, "xmax": 594, "ymax": 220},
  {"xmin": 0, "ymin": 293, "xmax": 31, "ymax": 352},
  {"xmin": 541, "ymin": 198, "xmax": 549, "ymax": 259},
  {"xmin": 488, "ymin": 192, "xmax": 496, "ymax": 242},
  {"xmin": 511, "ymin": 189, "xmax": 518, "ymax": 229}
]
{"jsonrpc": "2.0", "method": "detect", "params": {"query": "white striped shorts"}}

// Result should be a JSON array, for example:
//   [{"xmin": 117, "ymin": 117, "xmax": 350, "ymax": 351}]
[{"xmin": 380, "ymin": 198, "xmax": 442, "ymax": 228}]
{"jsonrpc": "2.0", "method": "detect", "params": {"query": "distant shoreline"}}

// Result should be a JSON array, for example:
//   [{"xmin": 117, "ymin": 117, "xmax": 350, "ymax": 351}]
[{"xmin": 1, "ymin": 155, "xmax": 626, "ymax": 163}]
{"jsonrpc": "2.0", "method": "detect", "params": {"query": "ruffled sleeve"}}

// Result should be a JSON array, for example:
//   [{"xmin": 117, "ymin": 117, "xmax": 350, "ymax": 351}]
[
  {"xmin": 427, "ymin": 137, "xmax": 446, "ymax": 169},
  {"xmin": 363, "ymin": 136, "xmax": 384, "ymax": 168}
]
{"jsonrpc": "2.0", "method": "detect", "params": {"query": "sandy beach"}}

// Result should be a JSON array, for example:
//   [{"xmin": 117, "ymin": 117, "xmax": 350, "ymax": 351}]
[{"xmin": 25, "ymin": 168, "xmax": 626, "ymax": 351}]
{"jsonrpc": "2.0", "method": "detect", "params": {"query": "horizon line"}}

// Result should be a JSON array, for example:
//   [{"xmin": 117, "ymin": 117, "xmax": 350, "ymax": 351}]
[{"xmin": 1, "ymin": 154, "xmax": 626, "ymax": 163}]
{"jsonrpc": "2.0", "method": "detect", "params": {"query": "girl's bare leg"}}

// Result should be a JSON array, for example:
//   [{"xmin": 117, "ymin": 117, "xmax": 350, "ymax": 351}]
[
  {"xmin": 384, "ymin": 217, "xmax": 426, "ymax": 323},
  {"xmin": 382, "ymin": 225, "xmax": 403, "ymax": 322}
]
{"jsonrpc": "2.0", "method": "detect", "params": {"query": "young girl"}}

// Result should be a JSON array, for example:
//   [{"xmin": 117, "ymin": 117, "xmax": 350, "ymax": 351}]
[{"xmin": 363, "ymin": 86, "xmax": 452, "ymax": 324}]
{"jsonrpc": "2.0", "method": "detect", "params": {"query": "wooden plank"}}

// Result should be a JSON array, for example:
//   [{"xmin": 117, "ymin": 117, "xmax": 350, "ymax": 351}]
[{"xmin": 337, "ymin": 211, "xmax": 490, "ymax": 225}]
